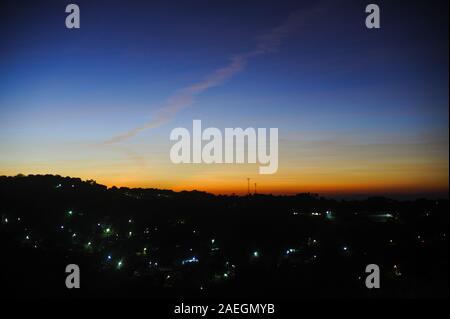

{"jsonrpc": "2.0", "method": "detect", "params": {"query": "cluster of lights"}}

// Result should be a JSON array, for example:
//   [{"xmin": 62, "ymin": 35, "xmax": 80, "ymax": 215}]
[
  {"xmin": 286, "ymin": 248, "xmax": 297, "ymax": 255},
  {"xmin": 181, "ymin": 256, "xmax": 199, "ymax": 265},
  {"xmin": 7, "ymin": 204, "xmax": 437, "ymax": 288}
]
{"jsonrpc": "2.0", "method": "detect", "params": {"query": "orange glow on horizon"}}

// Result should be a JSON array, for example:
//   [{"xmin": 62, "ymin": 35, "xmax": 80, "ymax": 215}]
[{"xmin": 3, "ymin": 168, "xmax": 446, "ymax": 197}]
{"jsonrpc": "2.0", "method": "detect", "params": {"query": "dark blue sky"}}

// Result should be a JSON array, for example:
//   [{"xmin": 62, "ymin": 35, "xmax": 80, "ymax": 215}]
[{"xmin": 0, "ymin": 0, "xmax": 448, "ymax": 196}]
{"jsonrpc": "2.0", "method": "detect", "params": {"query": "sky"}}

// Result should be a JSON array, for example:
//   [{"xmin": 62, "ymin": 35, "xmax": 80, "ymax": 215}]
[{"xmin": 0, "ymin": 0, "xmax": 448, "ymax": 198}]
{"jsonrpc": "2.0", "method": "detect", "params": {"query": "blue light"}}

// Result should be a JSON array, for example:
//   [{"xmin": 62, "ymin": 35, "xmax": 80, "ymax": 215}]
[{"xmin": 182, "ymin": 256, "xmax": 199, "ymax": 265}]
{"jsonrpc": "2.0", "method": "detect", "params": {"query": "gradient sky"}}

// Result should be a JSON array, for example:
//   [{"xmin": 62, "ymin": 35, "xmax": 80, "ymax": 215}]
[{"xmin": 0, "ymin": 0, "xmax": 448, "ymax": 197}]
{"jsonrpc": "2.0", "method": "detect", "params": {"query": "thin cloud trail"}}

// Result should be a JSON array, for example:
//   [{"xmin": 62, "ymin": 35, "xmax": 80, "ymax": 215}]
[{"xmin": 104, "ymin": 5, "xmax": 325, "ymax": 145}]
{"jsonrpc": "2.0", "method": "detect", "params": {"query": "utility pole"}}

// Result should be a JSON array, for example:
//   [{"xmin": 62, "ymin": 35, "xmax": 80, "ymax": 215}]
[
  {"xmin": 254, "ymin": 183, "xmax": 257, "ymax": 195},
  {"xmin": 247, "ymin": 178, "xmax": 250, "ymax": 195}
]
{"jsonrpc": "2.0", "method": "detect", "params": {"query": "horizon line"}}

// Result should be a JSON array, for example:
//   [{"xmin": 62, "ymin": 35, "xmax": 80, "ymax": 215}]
[{"xmin": 2, "ymin": 173, "xmax": 448, "ymax": 201}]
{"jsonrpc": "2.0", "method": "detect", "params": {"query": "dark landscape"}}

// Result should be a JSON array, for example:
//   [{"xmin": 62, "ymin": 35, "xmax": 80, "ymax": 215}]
[{"xmin": 1, "ymin": 174, "xmax": 448, "ymax": 299}]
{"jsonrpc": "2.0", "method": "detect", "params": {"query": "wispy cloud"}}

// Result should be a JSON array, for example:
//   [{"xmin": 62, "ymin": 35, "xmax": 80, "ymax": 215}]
[{"xmin": 104, "ymin": 5, "xmax": 324, "ymax": 144}]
